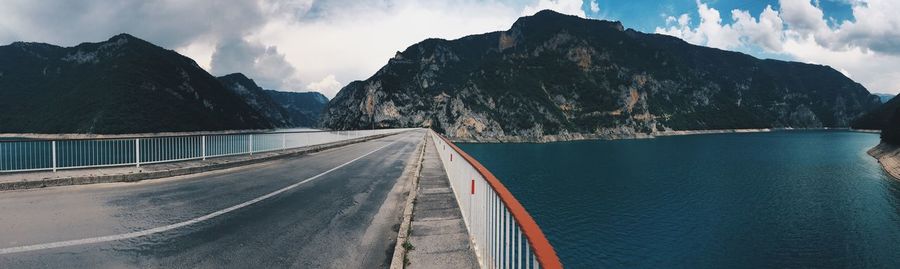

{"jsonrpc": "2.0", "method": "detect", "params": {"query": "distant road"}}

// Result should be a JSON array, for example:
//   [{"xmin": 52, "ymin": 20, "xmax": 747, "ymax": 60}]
[{"xmin": 0, "ymin": 130, "xmax": 424, "ymax": 268}]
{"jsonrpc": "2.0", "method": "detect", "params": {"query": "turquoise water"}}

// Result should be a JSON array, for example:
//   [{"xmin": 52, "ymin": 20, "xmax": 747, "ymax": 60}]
[{"xmin": 459, "ymin": 131, "xmax": 900, "ymax": 268}]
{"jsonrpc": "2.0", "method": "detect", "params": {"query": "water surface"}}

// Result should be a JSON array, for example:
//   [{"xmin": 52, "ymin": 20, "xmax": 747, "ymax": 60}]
[{"xmin": 459, "ymin": 131, "xmax": 900, "ymax": 268}]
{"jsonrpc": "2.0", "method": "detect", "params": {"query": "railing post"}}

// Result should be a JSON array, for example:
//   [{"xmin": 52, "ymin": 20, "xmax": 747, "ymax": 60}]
[
  {"xmin": 51, "ymin": 141, "xmax": 57, "ymax": 172},
  {"xmin": 282, "ymin": 133, "xmax": 286, "ymax": 151},
  {"xmin": 202, "ymin": 135, "xmax": 207, "ymax": 160},
  {"xmin": 249, "ymin": 134, "xmax": 253, "ymax": 155},
  {"xmin": 135, "ymin": 138, "xmax": 141, "ymax": 167}
]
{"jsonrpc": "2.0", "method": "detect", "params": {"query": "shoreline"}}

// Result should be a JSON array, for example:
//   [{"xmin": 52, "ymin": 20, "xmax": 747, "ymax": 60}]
[
  {"xmin": 449, "ymin": 127, "xmax": 880, "ymax": 143},
  {"xmin": 867, "ymin": 142, "xmax": 900, "ymax": 181}
]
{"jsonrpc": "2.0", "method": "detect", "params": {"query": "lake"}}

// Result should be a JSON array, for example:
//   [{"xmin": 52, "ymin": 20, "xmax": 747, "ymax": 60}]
[{"xmin": 459, "ymin": 131, "xmax": 900, "ymax": 268}]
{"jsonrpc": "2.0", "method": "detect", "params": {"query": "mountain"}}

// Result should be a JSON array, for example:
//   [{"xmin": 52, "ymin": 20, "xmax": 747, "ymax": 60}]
[
  {"xmin": 0, "ymin": 34, "xmax": 272, "ymax": 134},
  {"xmin": 853, "ymin": 92, "xmax": 900, "ymax": 145},
  {"xmin": 264, "ymin": 90, "xmax": 329, "ymax": 127},
  {"xmin": 852, "ymin": 94, "xmax": 900, "ymax": 132},
  {"xmin": 881, "ymin": 105, "xmax": 900, "ymax": 145},
  {"xmin": 875, "ymin": 93, "xmax": 895, "ymax": 104},
  {"xmin": 321, "ymin": 10, "xmax": 880, "ymax": 141},
  {"xmin": 217, "ymin": 73, "xmax": 293, "ymax": 127}
]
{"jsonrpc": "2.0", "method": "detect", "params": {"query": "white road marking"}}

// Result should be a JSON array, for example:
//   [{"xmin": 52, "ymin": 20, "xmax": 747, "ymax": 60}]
[{"xmin": 0, "ymin": 134, "xmax": 410, "ymax": 255}]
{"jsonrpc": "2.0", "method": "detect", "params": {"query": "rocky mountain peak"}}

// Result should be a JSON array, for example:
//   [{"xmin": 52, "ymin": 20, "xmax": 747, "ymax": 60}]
[
  {"xmin": 324, "ymin": 12, "xmax": 879, "ymax": 141},
  {"xmin": 220, "ymin": 72, "xmax": 254, "ymax": 85},
  {"xmin": 0, "ymin": 34, "xmax": 272, "ymax": 133},
  {"xmin": 512, "ymin": 10, "xmax": 626, "ymax": 36},
  {"xmin": 109, "ymin": 33, "xmax": 139, "ymax": 41}
]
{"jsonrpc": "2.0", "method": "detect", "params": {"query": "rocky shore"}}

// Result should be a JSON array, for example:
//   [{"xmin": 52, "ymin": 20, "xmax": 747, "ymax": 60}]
[{"xmin": 868, "ymin": 142, "xmax": 900, "ymax": 180}]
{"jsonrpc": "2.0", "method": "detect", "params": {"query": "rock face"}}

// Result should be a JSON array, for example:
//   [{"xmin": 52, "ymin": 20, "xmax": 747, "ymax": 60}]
[
  {"xmin": 321, "ymin": 10, "xmax": 880, "ymax": 141},
  {"xmin": 0, "ymin": 34, "xmax": 271, "ymax": 134},
  {"xmin": 264, "ymin": 90, "xmax": 329, "ymax": 127},
  {"xmin": 217, "ymin": 73, "xmax": 293, "ymax": 127}
]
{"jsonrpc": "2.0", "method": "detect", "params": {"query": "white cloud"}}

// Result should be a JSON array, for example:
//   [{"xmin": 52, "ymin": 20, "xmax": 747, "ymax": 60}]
[
  {"xmin": 657, "ymin": 14, "xmax": 699, "ymax": 44},
  {"xmin": 176, "ymin": 40, "xmax": 216, "ymax": 71},
  {"xmin": 523, "ymin": 0, "xmax": 586, "ymax": 18},
  {"xmin": 779, "ymin": 0, "xmax": 828, "ymax": 34},
  {"xmin": 590, "ymin": 1, "xmax": 600, "ymax": 13},
  {"xmin": 210, "ymin": 37, "xmax": 301, "ymax": 91},
  {"xmin": 656, "ymin": 1, "xmax": 743, "ymax": 50},
  {"xmin": 655, "ymin": 0, "xmax": 900, "ymax": 93},
  {"xmin": 782, "ymin": 35, "xmax": 900, "ymax": 94},
  {"xmin": 248, "ymin": 0, "xmax": 523, "ymax": 98},
  {"xmin": 823, "ymin": 0, "xmax": 900, "ymax": 55},
  {"xmin": 0, "ymin": 0, "xmax": 265, "ymax": 49},
  {"xmin": 305, "ymin": 74, "xmax": 342, "ymax": 97},
  {"xmin": 731, "ymin": 6, "xmax": 784, "ymax": 51},
  {"xmin": 694, "ymin": 1, "xmax": 742, "ymax": 49}
]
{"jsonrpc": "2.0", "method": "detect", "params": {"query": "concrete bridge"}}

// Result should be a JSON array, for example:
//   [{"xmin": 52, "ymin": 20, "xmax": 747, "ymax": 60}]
[{"xmin": 0, "ymin": 129, "xmax": 561, "ymax": 268}]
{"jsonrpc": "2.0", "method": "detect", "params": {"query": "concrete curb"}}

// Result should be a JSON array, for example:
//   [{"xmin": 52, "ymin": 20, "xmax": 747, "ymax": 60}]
[
  {"xmin": 389, "ymin": 132, "xmax": 428, "ymax": 269},
  {"xmin": 0, "ymin": 132, "xmax": 410, "ymax": 192}
]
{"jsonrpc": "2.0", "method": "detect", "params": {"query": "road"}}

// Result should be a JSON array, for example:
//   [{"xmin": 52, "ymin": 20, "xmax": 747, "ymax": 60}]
[{"xmin": 0, "ymin": 130, "xmax": 425, "ymax": 268}]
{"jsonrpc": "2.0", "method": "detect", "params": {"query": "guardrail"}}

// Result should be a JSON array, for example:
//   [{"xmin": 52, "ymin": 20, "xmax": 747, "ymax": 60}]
[
  {"xmin": 0, "ymin": 128, "xmax": 415, "ymax": 173},
  {"xmin": 429, "ymin": 130, "xmax": 562, "ymax": 269}
]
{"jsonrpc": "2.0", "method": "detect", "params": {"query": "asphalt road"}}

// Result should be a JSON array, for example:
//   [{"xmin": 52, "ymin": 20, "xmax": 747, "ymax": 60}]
[{"xmin": 0, "ymin": 130, "xmax": 425, "ymax": 268}]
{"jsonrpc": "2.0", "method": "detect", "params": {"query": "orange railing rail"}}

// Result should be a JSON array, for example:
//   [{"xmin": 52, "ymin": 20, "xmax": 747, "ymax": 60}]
[{"xmin": 429, "ymin": 130, "xmax": 563, "ymax": 269}]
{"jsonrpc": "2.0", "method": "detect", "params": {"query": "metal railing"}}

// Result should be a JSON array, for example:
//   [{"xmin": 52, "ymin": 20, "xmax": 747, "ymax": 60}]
[
  {"xmin": 429, "ymin": 130, "xmax": 562, "ymax": 269},
  {"xmin": 0, "ymin": 129, "xmax": 415, "ymax": 173}
]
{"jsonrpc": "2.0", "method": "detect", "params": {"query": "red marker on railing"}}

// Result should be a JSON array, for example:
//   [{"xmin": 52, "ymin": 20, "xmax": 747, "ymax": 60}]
[{"xmin": 432, "ymin": 130, "xmax": 563, "ymax": 269}]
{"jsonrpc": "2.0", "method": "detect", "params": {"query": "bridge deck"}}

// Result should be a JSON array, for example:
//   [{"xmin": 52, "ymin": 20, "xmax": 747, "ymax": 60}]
[{"xmin": 0, "ymin": 131, "xmax": 424, "ymax": 268}]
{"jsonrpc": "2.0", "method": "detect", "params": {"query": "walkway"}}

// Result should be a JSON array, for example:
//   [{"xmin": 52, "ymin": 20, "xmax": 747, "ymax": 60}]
[{"xmin": 406, "ymin": 135, "xmax": 478, "ymax": 268}]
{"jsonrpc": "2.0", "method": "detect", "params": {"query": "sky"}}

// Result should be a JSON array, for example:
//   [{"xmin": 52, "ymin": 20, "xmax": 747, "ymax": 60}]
[{"xmin": 0, "ymin": 0, "xmax": 898, "ymax": 98}]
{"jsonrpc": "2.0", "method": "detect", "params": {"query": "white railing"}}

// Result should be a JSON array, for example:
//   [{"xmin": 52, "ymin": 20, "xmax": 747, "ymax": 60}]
[
  {"xmin": 429, "ymin": 130, "xmax": 562, "ymax": 269},
  {"xmin": 0, "ymin": 129, "xmax": 414, "ymax": 173}
]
